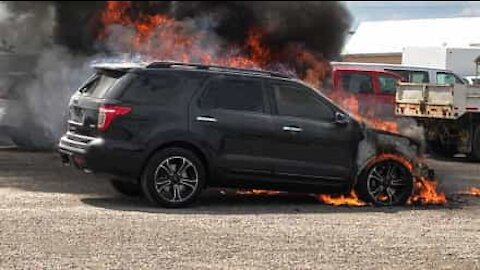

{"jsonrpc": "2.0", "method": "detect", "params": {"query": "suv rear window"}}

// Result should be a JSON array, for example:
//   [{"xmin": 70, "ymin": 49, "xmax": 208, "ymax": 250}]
[
  {"xmin": 79, "ymin": 71, "xmax": 125, "ymax": 98},
  {"xmin": 200, "ymin": 77, "xmax": 264, "ymax": 113}
]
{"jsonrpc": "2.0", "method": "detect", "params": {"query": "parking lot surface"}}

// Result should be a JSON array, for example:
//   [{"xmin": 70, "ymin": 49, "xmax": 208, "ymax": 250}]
[{"xmin": 0, "ymin": 150, "xmax": 479, "ymax": 269}]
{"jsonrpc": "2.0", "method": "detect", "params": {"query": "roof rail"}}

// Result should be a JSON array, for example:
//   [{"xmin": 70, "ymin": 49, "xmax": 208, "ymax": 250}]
[{"xmin": 146, "ymin": 61, "xmax": 290, "ymax": 79}]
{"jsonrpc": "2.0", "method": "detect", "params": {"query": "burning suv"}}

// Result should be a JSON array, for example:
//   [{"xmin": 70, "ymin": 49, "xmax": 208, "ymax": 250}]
[{"xmin": 58, "ymin": 62, "xmax": 428, "ymax": 208}]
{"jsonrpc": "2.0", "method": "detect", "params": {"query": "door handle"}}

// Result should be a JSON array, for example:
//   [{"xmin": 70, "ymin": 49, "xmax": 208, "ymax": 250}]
[
  {"xmin": 283, "ymin": 126, "xmax": 302, "ymax": 132},
  {"xmin": 196, "ymin": 116, "xmax": 217, "ymax": 123}
]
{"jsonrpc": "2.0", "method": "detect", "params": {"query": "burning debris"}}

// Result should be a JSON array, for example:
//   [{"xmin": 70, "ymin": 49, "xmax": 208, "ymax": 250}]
[
  {"xmin": 317, "ymin": 191, "xmax": 366, "ymax": 206},
  {"xmin": 460, "ymin": 187, "xmax": 480, "ymax": 196}
]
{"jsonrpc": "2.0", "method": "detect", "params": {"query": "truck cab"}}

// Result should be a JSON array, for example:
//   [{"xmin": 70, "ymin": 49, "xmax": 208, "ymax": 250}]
[{"xmin": 326, "ymin": 65, "xmax": 403, "ymax": 118}]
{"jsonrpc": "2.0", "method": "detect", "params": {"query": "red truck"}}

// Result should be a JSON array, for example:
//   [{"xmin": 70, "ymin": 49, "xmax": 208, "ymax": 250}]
[{"xmin": 324, "ymin": 65, "xmax": 404, "ymax": 118}]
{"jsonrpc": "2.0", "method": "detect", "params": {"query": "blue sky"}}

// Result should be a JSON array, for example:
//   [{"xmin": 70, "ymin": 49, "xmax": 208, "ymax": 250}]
[{"xmin": 345, "ymin": 1, "xmax": 480, "ymax": 26}]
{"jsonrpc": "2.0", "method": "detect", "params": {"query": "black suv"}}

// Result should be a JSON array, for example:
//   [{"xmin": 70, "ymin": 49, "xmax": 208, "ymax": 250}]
[{"xmin": 59, "ymin": 62, "xmax": 417, "ymax": 207}]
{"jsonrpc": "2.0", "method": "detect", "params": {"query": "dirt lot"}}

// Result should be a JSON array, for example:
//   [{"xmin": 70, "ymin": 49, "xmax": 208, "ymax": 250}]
[{"xmin": 0, "ymin": 150, "xmax": 479, "ymax": 269}]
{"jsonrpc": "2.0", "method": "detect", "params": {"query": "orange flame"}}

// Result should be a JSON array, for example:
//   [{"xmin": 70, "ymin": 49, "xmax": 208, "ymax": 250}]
[
  {"xmin": 317, "ymin": 191, "xmax": 366, "ymax": 206},
  {"xmin": 98, "ymin": 1, "xmax": 330, "ymax": 83},
  {"xmin": 371, "ymin": 153, "xmax": 446, "ymax": 205},
  {"xmin": 234, "ymin": 151, "xmax": 449, "ymax": 206},
  {"xmin": 326, "ymin": 90, "xmax": 399, "ymax": 134},
  {"xmin": 409, "ymin": 177, "xmax": 447, "ymax": 205},
  {"xmin": 460, "ymin": 187, "xmax": 480, "ymax": 196},
  {"xmin": 236, "ymin": 189, "xmax": 282, "ymax": 196}
]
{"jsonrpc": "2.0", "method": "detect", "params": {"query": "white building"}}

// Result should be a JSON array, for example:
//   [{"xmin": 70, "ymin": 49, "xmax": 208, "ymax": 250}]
[{"xmin": 342, "ymin": 17, "xmax": 480, "ymax": 66}]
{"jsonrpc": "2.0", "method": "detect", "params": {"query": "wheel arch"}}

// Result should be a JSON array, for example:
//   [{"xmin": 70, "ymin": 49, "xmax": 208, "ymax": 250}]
[
  {"xmin": 138, "ymin": 140, "xmax": 211, "ymax": 184},
  {"xmin": 354, "ymin": 151, "xmax": 415, "ymax": 187}
]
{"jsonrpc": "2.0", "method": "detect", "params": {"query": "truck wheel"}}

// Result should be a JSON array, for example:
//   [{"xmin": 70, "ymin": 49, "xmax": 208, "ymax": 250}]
[
  {"xmin": 356, "ymin": 159, "xmax": 413, "ymax": 206},
  {"xmin": 469, "ymin": 125, "xmax": 480, "ymax": 161},
  {"xmin": 110, "ymin": 180, "xmax": 141, "ymax": 197},
  {"xmin": 141, "ymin": 147, "xmax": 206, "ymax": 208}
]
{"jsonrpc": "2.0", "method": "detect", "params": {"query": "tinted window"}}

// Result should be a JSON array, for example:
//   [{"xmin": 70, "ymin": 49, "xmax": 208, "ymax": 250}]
[
  {"xmin": 436, "ymin": 72, "xmax": 463, "ymax": 84},
  {"xmin": 274, "ymin": 84, "xmax": 333, "ymax": 121},
  {"xmin": 378, "ymin": 75, "xmax": 398, "ymax": 95},
  {"xmin": 120, "ymin": 73, "xmax": 181, "ymax": 104},
  {"xmin": 340, "ymin": 72, "xmax": 373, "ymax": 94},
  {"xmin": 201, "ymin": 77, "xmax": 264, "ymax": 112},
  {"xmin": 79, "ymin": 74, "xmax": 118, "ymax": 98},
  {"xmin": 386, "ymin": 69, "xmax": 429, "ymax": 83}
]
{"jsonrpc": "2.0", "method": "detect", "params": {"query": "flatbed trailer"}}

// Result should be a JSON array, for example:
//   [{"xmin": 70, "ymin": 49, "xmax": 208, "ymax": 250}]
[{"xmin": 396, "ymin": 82, "xmax": 480, "ymax": 159}]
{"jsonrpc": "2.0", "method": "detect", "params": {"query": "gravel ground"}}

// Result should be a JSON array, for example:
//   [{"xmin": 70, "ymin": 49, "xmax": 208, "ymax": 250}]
[{"xmin": 0, "ymin": 150, "xmax": 479, "ymax": 269}]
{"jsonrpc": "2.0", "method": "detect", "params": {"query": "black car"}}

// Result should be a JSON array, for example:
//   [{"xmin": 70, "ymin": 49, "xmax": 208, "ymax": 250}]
[{"xmin": 58, "ymin": 62, "xmax": 418, "ymax": 207}]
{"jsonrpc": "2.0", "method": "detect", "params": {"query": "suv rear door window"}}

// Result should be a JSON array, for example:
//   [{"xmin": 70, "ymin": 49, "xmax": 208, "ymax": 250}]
[
  {"xmin": 378, "ymin": 75, "xmax": 398, "ymax": 95},
  {"xmin": 340, "ymin": 72, "xmax": 373, "ymax": 94},
  {"xmin": 273, "ymin": 83, "xmax": 334, "ymax": 121},
  {"xmin": 200, "ymin": 77, "xmax": 264, "ymax": 112}
]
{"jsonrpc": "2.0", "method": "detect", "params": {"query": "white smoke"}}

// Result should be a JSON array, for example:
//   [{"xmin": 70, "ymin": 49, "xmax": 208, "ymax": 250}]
[{"xmin": 0, "ymin": 3, "xmax": 92, "ymax": 149}]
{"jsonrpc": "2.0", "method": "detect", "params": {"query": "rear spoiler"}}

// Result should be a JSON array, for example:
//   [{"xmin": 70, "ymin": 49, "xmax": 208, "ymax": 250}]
[{"xmin": 91, "ymin": 62, "xmax": 146, "ymax": 72}]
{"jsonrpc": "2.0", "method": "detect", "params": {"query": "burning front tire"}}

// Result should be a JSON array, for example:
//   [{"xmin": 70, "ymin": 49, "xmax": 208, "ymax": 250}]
[
  {"xmin": 141, "ymin": 147, "xmax": 205, "ymax": 208},
  {"xmin": 110, "ymin": 180, "xmax": 141, "ymax": 197},
  {"xmin": 356, "ymin": 159, "xmax": 413, "ymax": 206}
]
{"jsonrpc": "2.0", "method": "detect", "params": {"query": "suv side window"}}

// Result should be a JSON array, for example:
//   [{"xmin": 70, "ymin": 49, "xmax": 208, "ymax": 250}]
[
  {"xmin": 378, "ymin": 74, "xmax": 398, "ymax": 95},
  {"xmin": 273, "ymin": 83, "xmax": 334, "ymax": 121},
  {"xmin": 340, "ymin": 72, "xmax": 373, "ymax": 94},
  {"xmin": 120, "ymin": 73, "xmax": 181, "ymax": 104},
  {"xmin": 200, "ymin": 76, "xmax": 264, "ymax": 113}
]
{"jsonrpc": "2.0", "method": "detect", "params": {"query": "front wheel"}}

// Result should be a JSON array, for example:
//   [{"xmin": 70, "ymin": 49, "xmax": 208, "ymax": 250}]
[
  {"xmin": 356, "ymin": 159, "xmax": 413, "ymax": 206},
  {"xmin": 141, "ymin": 147, "xmax": 205, "ymax": 208}
]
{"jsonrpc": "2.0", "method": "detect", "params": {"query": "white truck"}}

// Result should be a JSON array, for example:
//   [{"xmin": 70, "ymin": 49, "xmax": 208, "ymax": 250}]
[{"xmin": 395, "ymin": 82, "xmax": 480, "ymax": 159}]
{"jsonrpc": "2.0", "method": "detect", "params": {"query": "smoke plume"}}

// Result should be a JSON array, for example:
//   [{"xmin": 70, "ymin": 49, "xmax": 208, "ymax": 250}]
[{"xmin": 0, "ymin": 1, "xmax": 353, "ymax": 149}]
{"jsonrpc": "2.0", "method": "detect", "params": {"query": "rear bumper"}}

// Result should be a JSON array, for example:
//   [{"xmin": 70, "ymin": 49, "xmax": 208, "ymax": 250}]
[{"xmin": 58, "ymin": 132, "xmax": 144, "ymax": 181}]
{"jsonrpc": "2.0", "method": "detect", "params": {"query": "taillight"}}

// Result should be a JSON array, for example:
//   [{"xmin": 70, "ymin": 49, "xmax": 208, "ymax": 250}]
[{"xmin": 97, "ymin": 104, "xmax": 132, "ymax": 132}]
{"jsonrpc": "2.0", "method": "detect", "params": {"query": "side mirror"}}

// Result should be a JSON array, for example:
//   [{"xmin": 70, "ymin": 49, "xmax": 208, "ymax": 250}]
[{"xmin": 335, "ymin": 112, "xmax": 349, "ymax": 126}]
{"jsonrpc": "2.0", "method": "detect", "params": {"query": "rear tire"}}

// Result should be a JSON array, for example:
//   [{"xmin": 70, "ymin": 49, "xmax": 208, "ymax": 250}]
[
  {"xmin": 356, "ymin": 159, "xmax": 413, "ymax": 206},
  {"xmin": 110, "ymin": 180, "xmax": 141, "ymax": 197},
  {"xmin": 141, "ymin": 147, "xmax": 206, "ymax": 208}
]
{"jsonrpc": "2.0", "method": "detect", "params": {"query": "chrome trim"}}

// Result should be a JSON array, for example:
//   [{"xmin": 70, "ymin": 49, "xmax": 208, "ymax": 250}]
[
  {"xmin": 282, "ymin": 126, "xmax": 302, "ymax": 132},
  {"xmin": 196, "ymin": 116, "xmax": 217, "ymax": 123},
  {"xmin": 58, "ymin": 140, "xmax": 87, "ymax": 154},
  {"xmin": 66, "ymin": 132, "xmax": 95, "ymax": 142}
]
